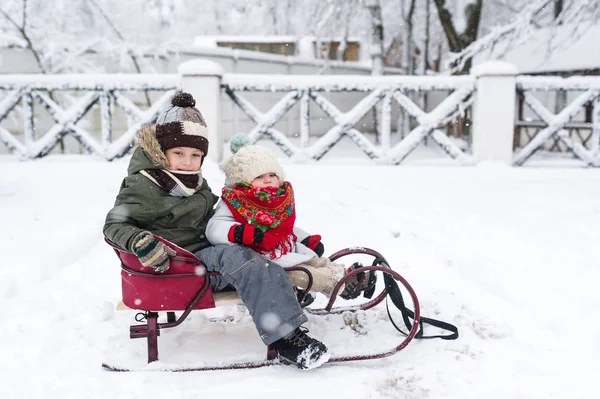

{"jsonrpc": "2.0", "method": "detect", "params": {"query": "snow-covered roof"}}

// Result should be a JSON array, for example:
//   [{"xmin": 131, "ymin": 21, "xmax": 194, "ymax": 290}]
[
  {"xmin": 474, "ymin": 24, "xmax": 600, "ymax": 74},
  {"xmin": 194, "ymin": 35, "xmax": 299, "ymax": 47},
  {"xmin": 191, "ymin": 35, "xmax": 367, "ymax": 63},
  {"xmin": 193, "ymin": 35, "xmax": 362, "ymax": 47},
  {"xmin": 0, "ymin": 33, "xmax": 26, "ymax": 48}
]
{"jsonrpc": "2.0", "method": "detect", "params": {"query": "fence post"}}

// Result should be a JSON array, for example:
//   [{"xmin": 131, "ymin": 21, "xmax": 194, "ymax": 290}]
[
  {"xmin": 471, "ymin": 61, "xmax": 518, "ymax": 165},
  {"xmin": 179, "ymin": 59, "xmax": 224, "ymax": 162}
]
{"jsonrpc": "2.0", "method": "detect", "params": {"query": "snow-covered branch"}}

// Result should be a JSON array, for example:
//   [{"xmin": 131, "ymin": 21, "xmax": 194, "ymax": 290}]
[{"xmin": 445, "ymin": 0, "xmax": 551, "ymax": 73}]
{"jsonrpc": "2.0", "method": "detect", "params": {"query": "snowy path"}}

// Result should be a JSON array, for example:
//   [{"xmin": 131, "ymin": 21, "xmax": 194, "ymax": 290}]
[{"xmin": 1, "ymin": 156, "xmax": 598, "ymax": 398}]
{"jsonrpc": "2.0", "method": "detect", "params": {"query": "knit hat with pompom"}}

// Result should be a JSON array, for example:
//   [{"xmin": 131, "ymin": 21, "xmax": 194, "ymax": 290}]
[
  {"xmin": 222, "ymin": 134, "xmax": 285, "ymax": 187},
  {"xmin": 155, "ymin": 92, "xmax": 209, "ymax": 156}
]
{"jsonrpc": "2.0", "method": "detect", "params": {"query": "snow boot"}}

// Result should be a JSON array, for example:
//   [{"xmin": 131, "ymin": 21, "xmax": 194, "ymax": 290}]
[
  {"xmin": 340, "ymin": 262, "xmax": 377, "ymax": 300},
  {"xmin": 296, "ymin": 288, "xmax": 315, "ymax": 308},
  {"xmin": 273, "ymin": 327, "xmax": 330, "ymax": 369}
]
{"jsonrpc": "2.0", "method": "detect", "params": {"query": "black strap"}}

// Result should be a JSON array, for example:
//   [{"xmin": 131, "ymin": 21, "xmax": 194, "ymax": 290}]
[{"xmin": 382, "ymin": 268, "xmax": 459, "ymax": 340}]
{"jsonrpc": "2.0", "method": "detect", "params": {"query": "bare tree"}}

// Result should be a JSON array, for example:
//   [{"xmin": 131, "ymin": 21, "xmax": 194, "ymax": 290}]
[
  {"xmin": 439, "ymin": 0, "xmax": 600, "ymax": 74},
  {"xmin": 400, "ymin": 0, "xmax": 417, "ymax": 75},
  {"xmin": 554, "ymin": 0, "xmax": 563, "ymax": 19},
  {"xmin": 421, "ymin": 0, "xmax": 431, "ymax": 75},
  {"xmin": 420, "ymin": 0, "xmax": 432, "ymax": 120},
  {"xmin": 365, "ymin": 0, "xmax": 385, "ymax": 75},
  {"xmin": 433, "ymin": 0, "xmax": 483, "ymax": 74},
  {"xmin": 0, "ymin": 0, "xmax": 46, "ymax": 73},
  {"xmin": 88, "ymin": 0, "xmax": 152, "ymax": 105}
]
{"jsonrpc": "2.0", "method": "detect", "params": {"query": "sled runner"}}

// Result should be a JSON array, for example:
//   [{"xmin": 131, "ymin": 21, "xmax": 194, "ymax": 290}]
[{"xmin": 103, "ymin": 235, "xmax": 457, "ymax": 372}]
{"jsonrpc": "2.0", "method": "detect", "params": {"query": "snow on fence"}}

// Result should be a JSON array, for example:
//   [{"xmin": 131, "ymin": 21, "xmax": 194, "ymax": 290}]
[
  {"xmin": 514, "ymin": 76, "xmax": 600, "ymax": 167},
  {"xmin": 221, "ymin": 73, "xmax": 475, "ymax": 164},
  {"xmin": 0, "ymin": 74, "xmax": 180, "ymax": 160},
  {"xmin": 0, "ymin": 60, "xmax": 599, "ymax": 167}
]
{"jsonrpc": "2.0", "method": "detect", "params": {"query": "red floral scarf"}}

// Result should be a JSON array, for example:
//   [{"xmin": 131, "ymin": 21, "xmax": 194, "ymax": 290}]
[{"xmin": 222, "ymin": 181, "xmax": 296, "ymax": 259}]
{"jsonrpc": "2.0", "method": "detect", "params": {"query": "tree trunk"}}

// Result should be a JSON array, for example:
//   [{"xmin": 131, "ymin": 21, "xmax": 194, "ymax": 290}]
[
  {"xmin": 433, "ymin": 0, "xmax": 483, "ymax": 74},
  {"xmin": 554, "ymin": 0, "xmax": 563, "ymax": 18},
  {"xmin": 421, "ymin": 0, "xmax": 431, "ymax": 75},
  {"xmin": 401, "ymin": 0, "xmax": 417, "ymax": 75},
  {"xmin": 421, "ymin": 0, "xmax": 431, "ymax": 142},
  {"xmin": 554, "ymin": 0, "xmax": 564, "ymax": 113},
  {"xmin": 366, "ymin": 0, "xmax": 384, "ymax": 76},
  {"xmin": 366, "ymin": 0, "xmax": 385, "ymax": 142}
]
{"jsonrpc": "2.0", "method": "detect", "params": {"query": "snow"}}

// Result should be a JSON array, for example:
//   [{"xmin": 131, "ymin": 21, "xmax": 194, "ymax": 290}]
[
  {"xmin": 193, "ymin": 35, "xmax": 363, "ymax": 46},
  {"xmin": 452, "ymin": 0, "xmax": 549, "ymax": 74},
  {"xmin": 0, "ymin": 33, "xmax": 26, "ymax": 49},
  {"xmin": 181, "ymin": 44, "xmax": 380, "ymax": 72},
  {"xmin": 178, "ymin": 59, "xmax": 225, "ymax": 76},
  {"xmin": 222, "ymin": 73, "xmax": 474, "ymax": 92},
  {"xmin": 470, "ymin": 61, "xmax": 519, "ymax": 77},
  {"xmin": 1, "ymin": 154, "xmax": 600, "ymax": 398},
  {"xmin": 513, "ymin": 90, "xmax": 600, "ymax": 166},
  {"xmin": 476, "ymin": 23, "xmax": 600, "ymax": 74},
  {"xmin": 194, "ymin": 35, "xmax": 300, "ymax": 46},
  {"xmin": 517, "ymin": 75, "xmax": 600, "ymax": 91},
  {"xmin": 0, "ymin": 73, "xmax": 179, "ymax": 90}
]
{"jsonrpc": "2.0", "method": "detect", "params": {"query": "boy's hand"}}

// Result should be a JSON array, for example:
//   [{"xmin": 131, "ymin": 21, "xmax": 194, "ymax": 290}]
[
  {"xmin": 301, "ymin": 235, "xmax": 324, "ymax": 257},
  {"xmin": 131, "ymin": 231, "xmax": 176, "ymax": 273},
  {"xmin": 228, "ymin": 224, "xmax": 264, "ymax": 245}
]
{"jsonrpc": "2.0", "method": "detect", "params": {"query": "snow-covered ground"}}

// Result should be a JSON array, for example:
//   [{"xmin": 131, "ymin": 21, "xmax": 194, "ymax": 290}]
[{"xmin": 1, "ymin": 155, "xmax": 599, "ymax": 399}]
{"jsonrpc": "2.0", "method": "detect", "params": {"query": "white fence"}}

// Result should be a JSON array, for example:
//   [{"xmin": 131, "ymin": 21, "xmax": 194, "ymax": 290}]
[
  {"xmin": 514, "ymin": 76, "xmax": 600, "ymax": 166},
  {"xmin": 1, "ymin": 60, "xmax": 599, "ymax": 167}
]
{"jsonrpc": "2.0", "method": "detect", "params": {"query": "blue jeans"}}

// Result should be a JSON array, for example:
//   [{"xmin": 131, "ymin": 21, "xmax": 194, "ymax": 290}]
[{"xmin": 195, "ymin": 244, "xmax": 308, "ymax": 345}]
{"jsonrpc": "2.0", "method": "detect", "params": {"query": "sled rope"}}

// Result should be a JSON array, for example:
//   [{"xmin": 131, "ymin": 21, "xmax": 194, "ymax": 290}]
[{"xmin": 378, "ymin": 258, "xmax": 458, "ymax": 340}]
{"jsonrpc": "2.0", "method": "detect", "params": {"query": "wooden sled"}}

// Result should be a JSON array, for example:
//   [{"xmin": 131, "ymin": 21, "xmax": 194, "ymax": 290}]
[{"xmin": 103, "ymin": 235, "xmax": 422, "ymax": 371}]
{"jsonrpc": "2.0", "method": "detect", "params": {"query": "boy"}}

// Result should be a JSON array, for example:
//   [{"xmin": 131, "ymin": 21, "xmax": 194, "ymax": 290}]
[{"xmin": 104, "ymin": 93, "xmax": 330, "ymax": 369}]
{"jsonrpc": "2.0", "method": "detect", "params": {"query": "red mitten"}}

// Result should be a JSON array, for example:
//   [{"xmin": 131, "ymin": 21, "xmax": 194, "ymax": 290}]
[
  {"xmin": 228, "ymin": 224, "xmax": 264, "ymax": 245},
  {"xmin": 301, "ymin": 234, "xmax": 324, "ymax": 257}
]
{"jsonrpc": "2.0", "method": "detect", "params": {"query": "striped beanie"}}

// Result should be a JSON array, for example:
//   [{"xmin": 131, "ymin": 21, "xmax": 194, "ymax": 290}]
[{"xmin": 156, "ymin": 92, "xmax": 209, "ymax": 157}]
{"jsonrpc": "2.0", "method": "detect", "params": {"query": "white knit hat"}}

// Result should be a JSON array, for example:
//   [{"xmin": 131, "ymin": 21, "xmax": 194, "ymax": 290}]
[{"xmin": 222, "ymin": 135, "xmax": 285, "ymax": 186}]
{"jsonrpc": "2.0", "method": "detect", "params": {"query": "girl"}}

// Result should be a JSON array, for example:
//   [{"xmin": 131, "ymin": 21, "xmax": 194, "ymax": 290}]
[{"xmin": 206, "ymin": 136, "xmax": 375, "ymax": 300}]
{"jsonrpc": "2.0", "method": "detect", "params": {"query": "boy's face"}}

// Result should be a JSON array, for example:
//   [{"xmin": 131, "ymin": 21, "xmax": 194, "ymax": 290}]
[
  {"xmin": 251, "ymin": 172, "xmax": 280, "ymax": 188},
  {"xmin": 165, "ymin": 147, "xmax": 204, "ymax": 172}
]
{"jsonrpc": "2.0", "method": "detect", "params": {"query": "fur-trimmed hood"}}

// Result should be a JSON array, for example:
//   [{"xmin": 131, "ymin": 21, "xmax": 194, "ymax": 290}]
[{"xmin": 126, "ymin": 125, "xmax": 169, "ymax": 175}]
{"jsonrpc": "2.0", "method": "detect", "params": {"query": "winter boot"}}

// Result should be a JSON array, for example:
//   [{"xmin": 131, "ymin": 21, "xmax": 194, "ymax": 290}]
[
  {"xmin": 340, "ymin": 262, "xmax": 377, "ymax": 300},
  {"xmin": 296, "ymin": 288, "xmax": 315, "ymax": 308},
  {"xmin": 273, "ymin": 327, "xmax": 330, "ymax": 369}
]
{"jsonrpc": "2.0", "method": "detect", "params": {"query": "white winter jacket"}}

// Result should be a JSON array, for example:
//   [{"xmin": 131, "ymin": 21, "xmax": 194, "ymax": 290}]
[{"xmin": 206, "ymin": 201, "xmax": 318, "ymax": 267}]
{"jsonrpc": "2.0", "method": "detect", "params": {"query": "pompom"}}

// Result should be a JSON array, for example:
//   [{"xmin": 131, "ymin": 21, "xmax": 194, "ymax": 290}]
[
  {"xmin": 230, "ymin": 134, "xmax": 250, "ymax": 154},
  {"xmin": 171, "ymin": 92, "xmax": 196, "ymax": 108}
]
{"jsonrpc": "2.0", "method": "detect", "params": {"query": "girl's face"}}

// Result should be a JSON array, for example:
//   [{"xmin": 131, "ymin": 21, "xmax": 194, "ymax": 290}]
[
  {"xmin": 165, "ymin": 147, "xmax": 204, "ymax": 171},
  {"xmin": 251, "ymin": 172, "xmax": 280, "ymax": 188}
]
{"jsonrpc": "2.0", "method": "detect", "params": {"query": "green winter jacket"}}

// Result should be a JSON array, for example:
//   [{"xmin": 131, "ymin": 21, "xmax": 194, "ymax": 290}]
[{"xmin": 103, "ymin": 125, "xmax": 218, "ymax": 253}]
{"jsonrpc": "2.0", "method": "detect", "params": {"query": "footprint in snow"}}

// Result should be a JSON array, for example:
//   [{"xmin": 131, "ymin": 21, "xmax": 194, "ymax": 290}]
[
  {"xmin": 469, "ymin": 318, "xmax": 512, "ymax": 340},
  {"xmin": 376, "ymin": 372, "xmax": 429, "ymax": 399}
]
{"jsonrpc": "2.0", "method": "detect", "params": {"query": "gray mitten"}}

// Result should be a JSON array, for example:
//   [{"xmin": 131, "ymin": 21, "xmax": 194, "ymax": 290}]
[{"xmin": 131, "ymin": 231, "xmax": 176, "ymax": 273}]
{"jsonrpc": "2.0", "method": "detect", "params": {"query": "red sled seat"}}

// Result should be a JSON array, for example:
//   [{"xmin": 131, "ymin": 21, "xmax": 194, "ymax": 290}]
[
  {"xmin": 106, "ymin": 234, "xmax": 260, "ymax": 363},
  {"xmin": 110, "ymin": 235, "xmax": 216, "ymax": 311}
]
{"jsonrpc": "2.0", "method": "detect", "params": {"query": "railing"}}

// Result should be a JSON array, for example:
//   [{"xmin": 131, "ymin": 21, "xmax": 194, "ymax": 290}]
[
  {"xmin": 0, "ymin": 61, "xmax": 599, "ymax": 167},
  {"xmin": 515, "ymin": 121, "xmax": 593, "ymax": 152},
  {"xmin": 0, "ymin": 74, "xmax": 180, "ymax": 160},
  {"xmin": 221, "ymin": 74, "xmax": 475, "ymax": 164},
  {"xmin": 513, "ymin": 76, "xmax": 600, "ymax": 166}
]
